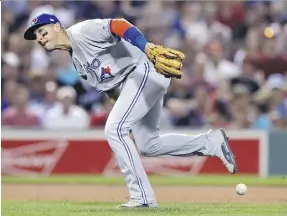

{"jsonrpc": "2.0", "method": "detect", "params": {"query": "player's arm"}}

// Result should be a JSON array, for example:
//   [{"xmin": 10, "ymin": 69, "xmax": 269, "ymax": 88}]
[
  {"xmin": 110, "ymin": 18, "xmax": 185, "ymax": 79},
  {"xmin": 110, "ymin": 19, "xmax": 147, "ymax": 52}
]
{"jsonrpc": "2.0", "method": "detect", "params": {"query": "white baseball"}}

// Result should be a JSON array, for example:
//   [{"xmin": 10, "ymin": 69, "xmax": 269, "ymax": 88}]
[{"xmin": 236, "ymin": 183, "xmax": 247, "ymax": 195}]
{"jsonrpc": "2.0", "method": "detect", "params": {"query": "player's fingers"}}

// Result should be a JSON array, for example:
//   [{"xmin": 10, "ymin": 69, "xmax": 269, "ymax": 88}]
[{"xmin": 157, "ymin": 57, "xmax": 183, "ymax": 69}]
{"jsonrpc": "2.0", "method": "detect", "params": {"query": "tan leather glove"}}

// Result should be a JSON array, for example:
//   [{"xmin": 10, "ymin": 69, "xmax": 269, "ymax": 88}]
[{"xmin": 145, "ymin": 43, "xmax": 185, "ymax": 79}]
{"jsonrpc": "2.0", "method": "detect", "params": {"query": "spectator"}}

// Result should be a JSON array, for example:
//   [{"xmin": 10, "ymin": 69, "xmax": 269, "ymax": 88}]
[
  {"xmin": 2, "ymin": 51, "xmax": 21, "ymax": 82},
  {"xmin": 209, "ymin": 77, "xmax": 233, "ymax": 128},
  {"xmin": 42, "ymin": 86, "xmax": 90, "ymax": 130},
  {"xmin": 48, "ymin": 50, "xmax": 79, "ymax": 87},
  {"xmin": 216, "ymin": 1, "xmax": 246, "ymax": 40},
  {"xmin": 30, "ymin": 43, "xmax": 50, "ymax": 71},
  {"xmin": 26, "ymin": 69, "xmax": 46, "ymax": 103},
  {"xmin": 202, "ymin": 39, "xmax": 241, "ymax": 87},
  {"xmin": 1, "ymin": 80, "xmax": 19, "ymax": 112},
  {"xmin": 2, "ymin": 85, "xmax": 40, "ymax": 127},
  {"xmin": 30, "ymin": 81, "xmax": 59, "ymax": 119},
  {"xmin": 1, "ymin": 0, "xmax": 287, "ymax": 130},
  {"xmin": 252, "ymin": 84, "xmax": 273, "ymax": 130},
  {"xmin": 245, "ymin": 37, "xmax": 287, "ymax": 79},
  {"xmin": 202, "ymin": 2, "xmax": 232, "ymax": 46},
  {"xmin": 266, "ymin": 74, "xmax": 287, "ymax": 129},
  {"xmin": 164, "ymin": 75, "xmax": 207, "ymax": 127},
  {"xmin": 2, "ymin": 23, "xmax": 8, "ymax": 53},
  {"xmin": 209, "ymin": 98, "xmax": 233, "ymax": 128},
  {"xmin": 190, "ymin": 53, "xmax": 213, "ymax": 89},
  {"xmin": 229, "ymin": 84, "xmax": 254, "ymax": 129},
  {"xmin": 180, "ymin": 2, "xmax": 207, "ymax": 48},
  {"xmin": 120, "ymin": 0, "xmax": 148, "ymax": 23},
  {"xmin": 252, "ymin": 102, "xmax": 272, "ymax": 130}
]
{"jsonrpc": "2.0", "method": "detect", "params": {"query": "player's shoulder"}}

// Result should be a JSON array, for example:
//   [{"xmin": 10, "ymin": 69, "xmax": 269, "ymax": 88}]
[
  {"xmin": 67, "ymin": 18, "xmax": 110, "ymax": 33},
  {"xmin": 66, "ymin": 19, "xmax": 88, "ymax": 34}
]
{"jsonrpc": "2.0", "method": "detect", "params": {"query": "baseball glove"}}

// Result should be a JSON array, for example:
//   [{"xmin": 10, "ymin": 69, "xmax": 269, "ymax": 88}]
[{"xmin": 145, "ymin": 43, "xmax": 185, "ymax": 79}]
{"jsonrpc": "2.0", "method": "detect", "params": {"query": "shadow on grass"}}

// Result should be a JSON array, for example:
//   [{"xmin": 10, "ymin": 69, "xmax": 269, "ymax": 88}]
[{"xmin": 68, "ymin": 206, "xmax": 191, "ymax": 214}]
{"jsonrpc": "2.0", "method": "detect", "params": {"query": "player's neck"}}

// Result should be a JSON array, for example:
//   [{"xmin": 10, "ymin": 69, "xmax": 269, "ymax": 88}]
[{"xmin": 55, "ymin": 30, "xmax": 72, "ymax": 51}]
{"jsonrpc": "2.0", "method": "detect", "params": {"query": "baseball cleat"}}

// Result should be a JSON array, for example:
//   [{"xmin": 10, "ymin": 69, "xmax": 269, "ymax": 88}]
[
  {"xmin": 117, "ymin": 200, "xmax": 158, "ymax": 208},
  {"xmin": 210, "ymin": 129, "xmax": 237, "ymax": 174}
]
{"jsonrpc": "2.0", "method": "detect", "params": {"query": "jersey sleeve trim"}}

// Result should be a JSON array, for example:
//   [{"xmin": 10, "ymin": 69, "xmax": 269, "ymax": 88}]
[
  {"xmin": 108, "ymin": 19, "xmax": 113, "ymax": 37},
  {"xmin": 110, "ymin": 19, "xmax": 132, "ymax": 38},
  {"xmin": 109, "ymin": 19, "xmax": 147, "ymax": 52}
]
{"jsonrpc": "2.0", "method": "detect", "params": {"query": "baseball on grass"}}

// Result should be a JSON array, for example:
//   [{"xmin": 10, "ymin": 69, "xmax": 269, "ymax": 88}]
[{"xmin": 236, "ymin": 183, "xmax": 247, "ymax": 195}]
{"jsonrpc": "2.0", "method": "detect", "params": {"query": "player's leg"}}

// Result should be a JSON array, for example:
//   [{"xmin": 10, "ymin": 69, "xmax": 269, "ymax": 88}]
[
  {"xmin": 132, "ymin": 95, "xmax": 237, "ymax": 174},
  {"xmin": 104, "ymin": 61, "xmax": 170, "ymax": 207}
]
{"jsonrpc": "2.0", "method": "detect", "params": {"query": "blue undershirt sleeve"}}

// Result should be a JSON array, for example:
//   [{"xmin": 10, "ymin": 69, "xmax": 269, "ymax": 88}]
[{"xmin": 123, "ymin": 26, "xmax": 147, "ymax": 52}]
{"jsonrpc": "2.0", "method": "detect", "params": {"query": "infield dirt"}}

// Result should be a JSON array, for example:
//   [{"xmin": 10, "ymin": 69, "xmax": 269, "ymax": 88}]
[{"xmin": 3, "ymin": 184, "xmax": 287, "ymax": 204}]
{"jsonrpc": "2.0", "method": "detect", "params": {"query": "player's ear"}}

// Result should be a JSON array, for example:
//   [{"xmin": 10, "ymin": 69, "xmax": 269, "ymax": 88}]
[{"xmin": 54, "ymin": 22, "xmax": 62, "ymax": 33}]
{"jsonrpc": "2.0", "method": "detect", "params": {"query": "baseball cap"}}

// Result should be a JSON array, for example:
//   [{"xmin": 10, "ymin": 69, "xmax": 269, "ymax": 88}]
[
  {"xmin": 24, "ymin": 13, "xmax": 61, "ymax": 40},
  {"xmin": 57, "ymin": 86, "xmax": 77, "ymax": 100},
  {"xmin": 266, "ymin": 73, "xmax": 285, "ymax": 90}
]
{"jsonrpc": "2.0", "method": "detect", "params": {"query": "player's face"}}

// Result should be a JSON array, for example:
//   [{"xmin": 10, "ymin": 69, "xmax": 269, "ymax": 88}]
[{"xmin": 34, "ymin": 24, "xmax": 58, "ymax": 52}]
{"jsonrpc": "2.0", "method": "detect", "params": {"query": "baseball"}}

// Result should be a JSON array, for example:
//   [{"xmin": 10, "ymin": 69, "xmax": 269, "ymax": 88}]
[{"xmin": 236, "ymin": 183, "xmax": 247, "ymax": 195}]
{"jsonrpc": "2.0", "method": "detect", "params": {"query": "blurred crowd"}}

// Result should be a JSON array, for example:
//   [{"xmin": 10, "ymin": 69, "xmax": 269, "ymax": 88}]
[{"xmin": 2, "ymin": 0, "xmax": 287, "ymax": 130}]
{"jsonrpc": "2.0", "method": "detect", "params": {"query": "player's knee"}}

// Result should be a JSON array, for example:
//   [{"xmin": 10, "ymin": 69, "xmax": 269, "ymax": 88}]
[
  {"xmin": 138, "ymin": 138, "xmax": 160, "ymax": 157},
  {"xmin": 105, "ymin": 122, "xmax": 131, "ymax": 143},
  {"xmin": 138, "ymin": 145, "xmax": 150, "ymax": 156},
  {"xmin": 104, "ymin": 122, "xmax": 118, "ymax": 142}
]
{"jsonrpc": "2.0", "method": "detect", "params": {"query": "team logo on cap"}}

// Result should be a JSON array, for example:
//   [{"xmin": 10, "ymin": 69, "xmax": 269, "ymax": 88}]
[{"xmin": 31, "ymin": 18, "xmax": 38, "ymax": 26}]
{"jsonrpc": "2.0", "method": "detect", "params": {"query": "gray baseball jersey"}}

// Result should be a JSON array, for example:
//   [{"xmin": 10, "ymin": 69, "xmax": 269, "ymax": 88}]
[
  {"xmin": 65, "ymin": 18, "xmax": 232, "ymax": 206},
  {"xmin": 66, "ymin": 18, "xmax": 144, "ymax": 92}
]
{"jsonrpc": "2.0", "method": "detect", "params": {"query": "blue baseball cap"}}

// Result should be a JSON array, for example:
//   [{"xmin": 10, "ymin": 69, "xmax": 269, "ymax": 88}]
[{"xmin": 24, "ymin": 13, "xmax": 61, "ymax": 40}]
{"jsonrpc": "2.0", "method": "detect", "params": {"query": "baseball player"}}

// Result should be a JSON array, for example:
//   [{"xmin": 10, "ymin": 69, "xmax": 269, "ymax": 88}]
[{"xmin": 24, "ymin": 13, "xmax": 237, "ymax": 208}]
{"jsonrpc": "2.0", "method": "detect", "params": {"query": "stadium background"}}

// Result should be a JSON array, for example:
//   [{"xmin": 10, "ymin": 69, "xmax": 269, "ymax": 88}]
[
  {"xmin": 1, "ymin": 1, "xmax": 287, "ymax": 215},
  {"xmin": 2, "ymin": 0, "xmax": 287, "ymax": 130}
]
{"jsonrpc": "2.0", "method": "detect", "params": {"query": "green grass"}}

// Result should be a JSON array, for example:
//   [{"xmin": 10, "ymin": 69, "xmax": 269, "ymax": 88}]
[
  {"xmin": 2, "ymin": 175, "xmax": 287, "ymax": 186},
  {"xmin": 2, "ymin": 201, "xmax": 287, "ymax": 216}
]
